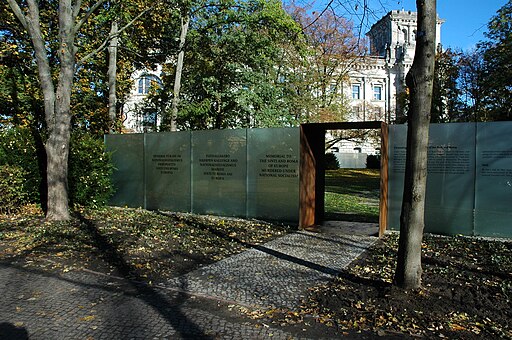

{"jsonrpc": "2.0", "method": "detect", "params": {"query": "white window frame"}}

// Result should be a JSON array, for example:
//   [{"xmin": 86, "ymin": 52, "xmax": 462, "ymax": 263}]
[
  {"xmin": 373, "ymin": 85, "xmax": 382, "ymax": 101},
  {"xmin": 138, "ymin": 75, "xmax": 160, "ymax": 95},
  {"xmin": 352, "ymin": 84, "xmax": 361, "ymax": 99}
]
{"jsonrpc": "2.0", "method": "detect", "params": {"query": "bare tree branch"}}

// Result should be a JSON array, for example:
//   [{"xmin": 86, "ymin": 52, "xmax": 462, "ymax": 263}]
[
  {"xmin": 76, "ymin": 5, "xmax": 155, "ymax": 65},
  {"xmin": 73, "ymin": 0, "xmax": 83, "ymax": 22},
  {"xmin": 302, "ymin": 0, "xmax": 335, "ymax": 32},
  {"xmin": 74, "ymin": 0, "xmax": 108, "ymax": 34},
  {"xmin": 6, "ymin": 0, "xmax": 29, "ymax": 31}
]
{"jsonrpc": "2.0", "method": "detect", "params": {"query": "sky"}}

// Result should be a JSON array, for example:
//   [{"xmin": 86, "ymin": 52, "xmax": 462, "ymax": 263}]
[
  {"xmin": 305, "ymin": 0, "xmax": 508, "ymax": 50},
  {"xmin": 374, "ymin": 0, "xmax": 508, "ymax": 50}
]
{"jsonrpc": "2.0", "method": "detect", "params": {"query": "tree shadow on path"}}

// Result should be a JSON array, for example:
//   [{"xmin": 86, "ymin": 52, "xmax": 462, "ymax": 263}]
[
  {"xmin": 74, "ymin": 212, "xmax": 212, "ymax": 339},
  {"xmin": 159, "ymin": 211, "xmax": 388, "ymax": 289}
]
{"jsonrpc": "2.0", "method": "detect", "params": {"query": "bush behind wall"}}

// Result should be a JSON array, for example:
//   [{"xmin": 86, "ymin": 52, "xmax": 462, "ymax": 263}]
[{"xmin": 0, "ymin": 127, "xmax": 114, "ymax": 212}]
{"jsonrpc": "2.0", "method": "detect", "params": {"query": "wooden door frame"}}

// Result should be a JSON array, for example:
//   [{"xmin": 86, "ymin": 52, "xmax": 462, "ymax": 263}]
[{"xmin": 299, "ymin": 121, "xmax": 389, "ymax": 237}]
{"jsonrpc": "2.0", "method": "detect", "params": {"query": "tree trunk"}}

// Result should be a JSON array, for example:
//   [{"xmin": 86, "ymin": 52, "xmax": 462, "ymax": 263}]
[
  {"xmin": 44, "ymin": 0, "xmax": 75, "ymax": 220},
  {"xmin": 394, "ymin": 0, "xmax": 437, "ymax": 290},
  {"xmin": 170, "ymin": 15, "xmax": 190, "ymax": 132},
  {"xmin": 45, "ymin": 111, "xmax": 72, "ymax": 220},
  {"xmin": 7, "ymin": 0, "xmax": 108, "ymax": 221},
  {"xmin": 108, "ymin": 20, "xmax": 119, "ymax": 133}
]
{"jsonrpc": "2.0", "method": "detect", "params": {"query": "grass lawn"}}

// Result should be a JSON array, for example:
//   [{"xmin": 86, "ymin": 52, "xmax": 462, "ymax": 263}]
[{"xmin": 324, "ymin": 168, "xmax": 380, "ymax": 222}]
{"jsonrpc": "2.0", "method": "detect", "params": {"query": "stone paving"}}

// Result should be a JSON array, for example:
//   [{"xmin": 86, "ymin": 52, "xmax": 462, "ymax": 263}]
[
  {"xmin": 166, "ymin": 231, "xmax": 377, "ymax": 310},
  {"xmin": 0, "ymin": 226, "xmax": 378, "ymax": 339}
]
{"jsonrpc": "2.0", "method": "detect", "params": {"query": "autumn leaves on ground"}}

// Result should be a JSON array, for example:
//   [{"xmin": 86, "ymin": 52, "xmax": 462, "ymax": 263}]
[
  {"xmin": 0, "ymin": 206, "xmax": 292, "ymax": 284},
  {"xmin": 1, "ymin": 169, "xmax": 511, "ymax": 339}
]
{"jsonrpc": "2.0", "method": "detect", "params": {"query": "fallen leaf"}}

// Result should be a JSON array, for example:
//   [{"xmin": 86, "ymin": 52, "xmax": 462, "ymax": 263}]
[{"xmin": 80, "ymin": 315, "xmax": 96, "ymax": 322}]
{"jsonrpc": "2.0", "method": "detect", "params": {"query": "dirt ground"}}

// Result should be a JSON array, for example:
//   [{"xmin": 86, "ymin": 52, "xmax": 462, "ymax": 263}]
[{"xmin": 263, "ymin": 233, "xmax": 511, "ymax": 339}]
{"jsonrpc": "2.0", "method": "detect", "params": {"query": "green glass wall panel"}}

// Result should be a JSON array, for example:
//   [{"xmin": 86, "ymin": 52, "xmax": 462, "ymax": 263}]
[
  {"xmin": 475, "ymin": 122, "xmax": 512, "ymax": 237},
  {"xmin": 387, "ymin": 124, "xmax": 406, "ymax": 230},
  {"xmin": 105, "ymin": 134, "xmax": 144, "ymax": 207},
  {"xmin": 388, "ymin": 123, "xmax": 475, "ymax": 235},
  {"xmin": 424, "ymin": 123, "xmax": 475, "ymax": 235},
  {"xmin": 247, "ymin": 128, "xmax": 300, "ymax": 222},
  {"xmin": 191, "ymin": 129, "xmax": 247, "ymax": 216},
  {"xmin": 144, "ymin": 132, "xmax": 191, "ymax": 212}
]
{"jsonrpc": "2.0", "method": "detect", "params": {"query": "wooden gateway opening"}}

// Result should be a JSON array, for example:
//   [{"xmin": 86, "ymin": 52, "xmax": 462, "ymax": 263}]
[{"xmin": 299, "ymin": 121, "xmax": 389, "ymax": 237}]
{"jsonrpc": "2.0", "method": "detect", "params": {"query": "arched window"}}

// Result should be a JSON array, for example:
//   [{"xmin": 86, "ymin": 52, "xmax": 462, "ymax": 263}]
[{"xmin": 137, "ymin": 75, "xmax": 160, "ymax": 95}]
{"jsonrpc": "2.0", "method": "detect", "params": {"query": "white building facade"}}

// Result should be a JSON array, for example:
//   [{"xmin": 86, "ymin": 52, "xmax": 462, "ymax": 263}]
[
  {"xmin": 347, "ymin": 10, "xmax": 443, "ymax": 124},
  {"xmin": 121, "ymin": 66, "xmax": 163, "ymax": 132},
  {"xmin": 329, "ymin": 10, "xmax": 443, "ymax": 158}
]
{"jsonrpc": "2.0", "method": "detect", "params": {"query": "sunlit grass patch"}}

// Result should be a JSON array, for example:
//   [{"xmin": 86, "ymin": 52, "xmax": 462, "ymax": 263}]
[{"xmin": 325, "ymin": 168, "xmax": 380, "ymax": 222}]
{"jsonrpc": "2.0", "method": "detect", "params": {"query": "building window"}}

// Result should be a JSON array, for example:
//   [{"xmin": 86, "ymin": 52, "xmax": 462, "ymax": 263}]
[
  {"xmin": 373, "ymin": 85, "xmax": 382, "ymax": 100},
  {"xmin": 354, "ymin": 147, "xmax": 362, "ymax": 153},
  {"xmin": 138, "ymin": 75, "xmax": 160, "ymax": 95},
  {"xmin": 352, "ymin": 84, "xmax": 361, "ymax": 99}
]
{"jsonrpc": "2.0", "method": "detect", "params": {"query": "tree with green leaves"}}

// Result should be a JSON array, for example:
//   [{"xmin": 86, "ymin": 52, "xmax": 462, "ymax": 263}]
[
  {"xmin": 431, "ymin": 48, "xmax": 460, "ymax": 123},
  {"xmin": 457, "ymin": 48, "xmax": 486, "ymax": 121},
  {"xmin": 479, "ymin": 0, "xmax": 512, "ymax": 121},
  {"xmin": 3, "ymin": 0, "xmax": 168, "ymax": 220},
  {"xmin": 139, "ymin": 0, "xmax": 303, "ymax": 130},
  {"xmin": 5, "ymin": 0, "xmax": 101, "ymax": 220}
]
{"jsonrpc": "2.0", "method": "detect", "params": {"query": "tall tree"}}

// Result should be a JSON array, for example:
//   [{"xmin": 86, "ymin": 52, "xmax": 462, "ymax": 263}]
[
  {"xmin": 7, "ymin": 0, "xmax": 88, "ymax": 220},
  {"xmin": 139, "ymin": 0, "xmax": 302, "ymax": 130},
  {"xmin": 285, "ymin": 2, "xmax": 364, "ymax": 122},
  {"xmin": 101, "ymin": 0, "xmax": 177, "ymax": 132},
  {"xmin": 394, "ymin": 0, "xmax": 437, "ymax": 290},
  {"xmin": 431, "ymin": 48, "xmax": 460, "ymax": 123},
  {"xmin": 4, "ymin": 0, "xmax": 135, "ymax": 220},
  {"xmin": 169, "ymin": 13, "xmax": 190, "ymax": 132},
  {"xmin": 107, "ymin": 20, "xmax": 119, "ymax": 132},
  {"xmin": 457, "ymin": 49, "xmax": 486, "ymax": 121},
  {"xmin": 479, "ymin": 0, "xmax": 512, "ymax": 121}
]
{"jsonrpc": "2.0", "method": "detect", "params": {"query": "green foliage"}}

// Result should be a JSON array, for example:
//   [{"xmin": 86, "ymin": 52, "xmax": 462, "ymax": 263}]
[
  {"xmin": 68, "ymin": 132, "xmax": 114, "ymax": 208},
  {"xmin": 479, "ymin": 1, "xmax": 512, "ymax": 121},
  {"xmin": 431, "ymin": 49, "xmax": 461, "ymax": 123},
  {"xmin": 457, "ymin": 49, "xmax": 487, "ymax": 121},
  {"xmin": 0, "ymin": 127, "xmax": 43, "ymax": 203},
  {"xmin": 366, "ymin": 154, "xmax": 380, "ymax": 169},
  {"xmin": 0, "ymin": 0, "xmax": 148, "ymax": 135},
  {"xmin": 0, "ymin": 127, "xmax": 114, "ymax": 208},
  {"xmin": 325, "ymin": 153, "xmax": 339, "ymax": 170},
  {"xmin": 0, "ymin": 164, "xmax": 28, "ymax": 214},
  {"xmin": 139, "ymin": 0, "xmax": 304, "ymax": 130}
]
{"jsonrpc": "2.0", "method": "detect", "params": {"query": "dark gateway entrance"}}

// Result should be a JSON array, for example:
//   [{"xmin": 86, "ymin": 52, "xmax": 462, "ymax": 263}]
[{"xmin": 299, "ymin": 121, "xmax": 389, "ymax": 237}]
